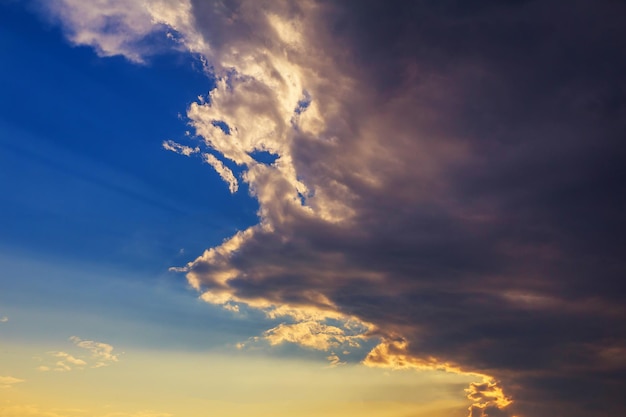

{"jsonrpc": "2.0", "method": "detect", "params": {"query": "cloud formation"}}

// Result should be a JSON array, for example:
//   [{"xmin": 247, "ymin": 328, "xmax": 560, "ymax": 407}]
[
  {"xmin": 262, "ymin": 320, "xmax": 364, "ymax": 351},
  {"xmin": 69, "ymin": 336, "xmax": 119, "ymax": 368},
  {"xmin": 0, "ymin": 376, "xmax": 24, "ymax": 389},
  {"xmin": 163, "ymin": 140, "xmax": 238, "ymax": 192},
  {"xmin": 36, "ymin": 0, "xmax": 205, "ymax": 63},
  {"xmin": 42, "ymin": 1, "xmax": 626, "ymax": 416},
  {"xmin": 38, "ymin": 337, "xmax": 119, "ymax": 371}
]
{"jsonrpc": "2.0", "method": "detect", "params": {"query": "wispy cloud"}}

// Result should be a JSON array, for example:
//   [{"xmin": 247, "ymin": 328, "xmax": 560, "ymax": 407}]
[
  {"xmin": 43, "ymin": 1, "xmax": 626, "ymax": 416},
  {"xmin": 38, "ymin": 337, "xmax": 120, "ymax": 371},
  {"xmin": 162, "ymin": 140, "xmax": 238, "ymax": 192},
  {"xmin": 50, "ymin": 351, "xmax": 87, "ymax": 372},
  {"xmin": 0, "ymin": 316, "xmax": 8, "ymax": 323},
  {"xmin": 69, "ymin": 336, "xmax": 119, "ymax": 368},
  {"xmin": 0, "ymin": 376, "xmax": 24, "ymax": 389},
  {"xmin": 162, "ymin": 140, "xmax": 199, "ymax": 157},
  {"xmin": 201, "ymin": 153, "xmax": 238, "ymax": 193},
  {"xmin": 325, "ymin": 353, "xmax": 345, "ymax": 368}
]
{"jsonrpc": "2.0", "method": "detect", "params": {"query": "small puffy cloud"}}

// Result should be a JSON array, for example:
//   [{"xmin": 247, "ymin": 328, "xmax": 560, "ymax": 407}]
[
  {"xmin": 38, "ymin": 352, "xmax": 83, "ymax": 372},
  {"xmin": 50, "ymin": 352, "xmax": 87, "ymax": 371},
  {"xmin": 326, "ymin": 353, "xmax": 345, "ymax": 368},
  {"xmin": 53, "ymin": 352, "xmax": 87, "ymax": 366},
  {"xmin": 222, "ymin": 303, "xmax": 240, "ymax": 313},
  {"xmin": 0, "ymin": 376, "xmax": 24, "ymax": 389},
  {"xmin": 38, "ymin": 337, "xmax": 119, "ymax": 371},
  {"xmin": 0, "ymin": 316, "xmax": 8, "ymax": 323},
  {"xmin": 70, "ymin": 336, "xmax": 119, "ymax": 368}
]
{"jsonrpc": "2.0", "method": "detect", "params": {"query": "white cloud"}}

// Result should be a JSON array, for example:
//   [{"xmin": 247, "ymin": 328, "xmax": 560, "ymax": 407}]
[
  {"xmin": 162, "ymin": 140, "xmax": 238, "ymax": 193},
  {"xmin": 38, "ymin": 337, "xmax": 119, "ymax": 372},
  {"xmin": 38, "ymin": 351, "xmax": 86, "ymax": 372},
  {"xmin": 38, "ymin": 0, "xmax": 206, "ymax": 63},
  {"xmin": 70, "ymin": 336, "xmax": 119, "ymax": 368},
  {"xmin": 222, "ymin": 303, "xmax": 240, "ymax": 313},
  {"xmin": 0, "ymin": 316, "xmax": 8, "ymax": 323},
  {"xmin": 201, "ymin": 153, "xmax": 238, "ymax": 193},
  {"xmin": 53, "ymin": 352, "xmax": 87, "ymax": 366},
  {"xmin": 162, "ymin": 140, "xmax": 199, "ymax": 156},
  {"xmin": 50, "ymin": 352, "xmax": 87, "ymax": 371}
]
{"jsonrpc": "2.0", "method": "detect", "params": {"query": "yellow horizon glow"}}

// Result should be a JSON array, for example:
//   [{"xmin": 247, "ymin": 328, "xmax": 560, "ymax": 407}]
[{"xmin": 1, "ymin": 341, "xmax": 475, "ymax": 417}]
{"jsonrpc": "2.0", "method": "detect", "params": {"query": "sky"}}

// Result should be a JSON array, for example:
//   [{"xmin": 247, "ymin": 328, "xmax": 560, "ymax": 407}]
[{"xmin": 1, "ymin": 1, "xmax": 625, "ymax": 416}]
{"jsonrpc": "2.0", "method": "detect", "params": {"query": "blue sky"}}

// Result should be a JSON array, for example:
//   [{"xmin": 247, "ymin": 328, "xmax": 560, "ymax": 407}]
[
  {"xmin": 0, "ymin": 2, "xmax": 263, "ymax": 353},
  {"xmin": 0, "ymin": 3, "xmax": 257, "ymax": 273}
]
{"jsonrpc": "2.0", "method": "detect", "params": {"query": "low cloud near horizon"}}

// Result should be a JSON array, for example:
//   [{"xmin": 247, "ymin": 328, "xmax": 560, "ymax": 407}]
[{"xmin": 39, "ymin": 0, "xmax": 626, "ymax": 416}]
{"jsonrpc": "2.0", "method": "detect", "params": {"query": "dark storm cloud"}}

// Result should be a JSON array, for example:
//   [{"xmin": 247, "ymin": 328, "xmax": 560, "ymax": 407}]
[
  {"xmin": 180, "ymin": 1, "xmax": 626, "ymax": 416},
  {"xmin": 335, "ymin": 2, "xmax": 626, "ymax": 415}
]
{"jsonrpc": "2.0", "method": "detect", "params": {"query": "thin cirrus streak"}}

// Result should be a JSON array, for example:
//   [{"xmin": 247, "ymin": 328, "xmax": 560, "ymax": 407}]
[
  {"xmin": 162, "ymin": 139, "xmax": 238, "ymax": 192},
  {"xmin": 38, "ymin": 0, "xmax": 626, "ymax": 416}
]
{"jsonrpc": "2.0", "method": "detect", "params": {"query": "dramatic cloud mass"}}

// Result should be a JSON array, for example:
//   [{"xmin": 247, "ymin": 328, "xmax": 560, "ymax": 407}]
[{"xmin": 42, "ymin": 0, "xmax": 626, "ymax": 416}]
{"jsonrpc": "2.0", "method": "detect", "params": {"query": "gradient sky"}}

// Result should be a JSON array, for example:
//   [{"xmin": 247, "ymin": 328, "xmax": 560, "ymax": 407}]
[{"xmin": 1, "ymin": 1, "xmax": 625, "ymax": 417}]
